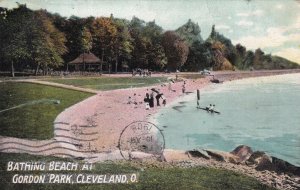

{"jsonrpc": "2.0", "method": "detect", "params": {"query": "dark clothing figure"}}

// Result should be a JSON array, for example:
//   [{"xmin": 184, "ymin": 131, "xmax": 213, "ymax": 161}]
[
  {"xmin": 144, "ymin": 93, "xmax": 150, "ymax": 110},
  {"xmin": 144, "ymin": 93, "xmax": 150, "ymax": 103},
  {"xmin": 162, "ymin": 99, "xmax": 166, "ymax": 106},
  {"xmin": 182, "ymin": 81, "xmax": 186, "ymax": 93},
  {"xmin": 149, "ymin": 94, "xmax": 154, "ymax": 108},
  {"xmin": 156, "ymin": 94, "xmax": 162, "ymax": 106}
]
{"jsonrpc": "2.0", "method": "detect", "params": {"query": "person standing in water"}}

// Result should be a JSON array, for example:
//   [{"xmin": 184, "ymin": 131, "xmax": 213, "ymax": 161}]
[{"xmin": 182, "ymin": 81, "xmax": 186, "ymax": 94}]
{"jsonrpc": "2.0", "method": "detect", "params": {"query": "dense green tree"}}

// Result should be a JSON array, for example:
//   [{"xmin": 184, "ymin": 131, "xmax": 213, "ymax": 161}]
[
  {"xmin": 82, "ymin": 27, "xmax": 93, "ymax": 53},
  {"xmin": 1, "ymin": 5, "xmax": 298, "ymax": 75},
  {"xmin": 60, "ymin": 16, "xmax": 89, "ymax": 63},
  {"xmin": 0, "ymin": 5, "xmax": 31, "ymax": 77},
  {"xmin": 128, "ymin": 17, "xmax": 167, "ymax": 70},
  {"xmin": 206, "ymin": 25, "xmax": 235, "ymax": 70},
  {"xmin": 142, "ymin": 21, "xmax": 167, "ymax": 70},
  {"xmin": 0, "ymin": 5, "xmax": 67, "ymax": 76},
  {"xmin": 253, "ymin": 48, "xmax": 265, "ymax": 69},
  {"xmin": 175, "ymin": 19, "xmax": 203, "ymax": 46},
  {"xmin": 30, "ymin": 10, "xmax": 68, "ymax": 74},
  {"xmin": 176, "ymin": 19, "xmax": 210, "ymax": 71},
  {"xmin": 91, "ymin": 16, "xmax": 117, "ymax": 72},
  {"xmin": 242, "ymin": 51, "xmax": 255, "ymax": 69},
  {"xmin": 111, "ymin": 18, "xmax": 133, "ymax": 72},
  {"xmin": 234, "ymin": 43, "xmax": 247, "ymax": 69},
  {"xmin": 183, "ymin": 41, "xmax": 212, "ymax": 71},
  {"xmin": 128, "ymin": 17, "xmax": 148, "ymax": 69},
  {"xmin": 162, "ymin": 31, "xmax": 189, "ymax": 71},
  {"xmin": 0, "ymin": 7, "xmax": 8, "ymax": 71},
  {"xmin": 208, "ymin": 25, "xmax": 235, "ymax": 59},
  {"xmin": 211, "ymin": 41, "xmax": 233, "ymax": 70}
]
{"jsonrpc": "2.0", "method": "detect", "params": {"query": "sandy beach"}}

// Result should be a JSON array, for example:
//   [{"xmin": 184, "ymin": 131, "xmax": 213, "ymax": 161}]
[
  {"xmin": 1, "ymin": 69, "xmax": 300, "ymax": 189},
  {"xmin": 2, "ymin": 69, "xmax": 300, "ymax": 158},
  {"xmin": 51, "ymin": 69, "xmax": 300, "ymax": 157}
]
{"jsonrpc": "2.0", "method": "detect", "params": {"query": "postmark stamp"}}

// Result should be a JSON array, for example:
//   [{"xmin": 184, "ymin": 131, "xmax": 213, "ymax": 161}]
[{"xmin": 118, "ymin": 121, "xmax": 165, "ymax": 160}]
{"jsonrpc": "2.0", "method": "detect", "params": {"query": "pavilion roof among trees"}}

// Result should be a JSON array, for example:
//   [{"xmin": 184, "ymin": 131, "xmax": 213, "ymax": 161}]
[{"xmin": 69, "ymin": 53, "xmax": 101, "ymax": 64}]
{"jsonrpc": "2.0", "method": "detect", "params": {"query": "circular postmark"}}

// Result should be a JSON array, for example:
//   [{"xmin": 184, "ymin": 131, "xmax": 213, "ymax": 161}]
[{"xmin": 118, "ymin": 121, "xmax": 165, "ymax": 160}]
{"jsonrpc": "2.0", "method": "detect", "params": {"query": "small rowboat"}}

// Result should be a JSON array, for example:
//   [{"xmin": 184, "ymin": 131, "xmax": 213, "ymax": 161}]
[
  {"xmin": 197, "ymin": 107, "xmax": 220, "ymax": 114},
  {"xmin": 196, "ymin": 89, "xmax": 220, "ymax": 114}
]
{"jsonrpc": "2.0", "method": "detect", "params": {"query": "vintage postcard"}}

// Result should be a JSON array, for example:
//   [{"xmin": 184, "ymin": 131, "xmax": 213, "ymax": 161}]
[{"xmin": 0, "ymin": 0, "xmax": 299, "ymax": 189}]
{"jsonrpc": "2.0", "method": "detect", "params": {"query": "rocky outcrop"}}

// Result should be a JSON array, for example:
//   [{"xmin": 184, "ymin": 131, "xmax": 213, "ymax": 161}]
[
  {"xmin": 230, "ymin": 145, "xmax": 253, "ymax": 163},
  {"xmin": 255, "ymin": 154, "xmax": 276, "ymax": 171},
  {"xmin": 184, "ymin": 146, "xmax": 300, "ymax": 178},
  {"xmin": 271, "ymin": 157, "xmax": 300, "ymax": 176},
  {"xmin": 187, "ymin": 149, "xmax": 210, "ymax": 160},
  {"xmin": 188, "ymin": 149, "xmax": 240, "ymax": 164},
  {"xmin": 245, "ymin": 151, "xmax": 300, "ymax": 176},
  {"xmin": 246, "ymin": 151, "xmax": 266, "ymax": 165},
  {"xmin": 205, "ymin": 150, "xmax": 226, "ymax": 162},
  {"xmin": 159, "ymin": 145, "xmax": 300, "ymax": 190}
]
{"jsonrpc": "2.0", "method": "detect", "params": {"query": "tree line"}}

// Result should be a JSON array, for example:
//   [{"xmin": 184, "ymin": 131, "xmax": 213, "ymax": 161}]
[{"xmin": 0, "ymin": 4, "xmax": 299, "ymax": 77}]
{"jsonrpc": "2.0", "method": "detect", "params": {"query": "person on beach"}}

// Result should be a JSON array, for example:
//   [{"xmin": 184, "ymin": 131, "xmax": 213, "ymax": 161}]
[
  {"xmin": 144, "ymin": 93, "xmax": 150, "ymax": 102},
  {"xmin": 149, "ymin": 93, "xmax": 154, "ymax": 108},
  {"xmin": 132, "ymin": 93, "xmax": 138, "ymax": 105},
  {"xmin": 162, "ymin": 95, "xmax": 166, "ymax": 106},
  {"xmin": 145, "ymin": 102, "xmax": 150, "ymax": 110},
  {"xmin": 182, "ymin": 80, "xmax": 187, "ymax": 94},
  {"xmin": 144, "ymin": 93, "xmax": 150, "ymax": 110},
  {"xmin": 182, "ymin": 84, "xmax": 186, "ymax": 94},
  {"xmin": 127, "ymin": 96, "xmax": 132, "ymax": 104},
  {"xmin": 156, "ymin": 93, "xmax": 162, "ymax": 106}
]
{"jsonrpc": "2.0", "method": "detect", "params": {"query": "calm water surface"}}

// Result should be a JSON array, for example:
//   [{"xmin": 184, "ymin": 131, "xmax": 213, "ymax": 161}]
[{"xmin": 153, "ymin": 74, "xmax": 300, "ymax": 166}]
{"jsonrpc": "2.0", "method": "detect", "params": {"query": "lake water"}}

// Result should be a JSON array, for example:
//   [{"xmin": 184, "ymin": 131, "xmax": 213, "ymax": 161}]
[{"xmin": 153, "ymin": 74, "xmax": 300, "ymax": 166}]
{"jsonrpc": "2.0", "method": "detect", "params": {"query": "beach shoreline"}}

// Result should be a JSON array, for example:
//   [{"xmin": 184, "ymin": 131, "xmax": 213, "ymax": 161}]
[
  {"xmin": 1, "ymin": 70, "xmax": 300, "ymax": 189},
  {"xmin": 45, "ymin": 69, "xmax": 300, "ymax": 162},
  {"xmin": 1, "ymin": 69, "xmax": 300, "ymax": 158}
]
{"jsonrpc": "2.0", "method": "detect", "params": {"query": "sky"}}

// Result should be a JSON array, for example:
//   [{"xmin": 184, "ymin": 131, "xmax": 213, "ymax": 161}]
[{"xmin": 1, "ymin": 0, "xmax": 300, "ymax": 64}]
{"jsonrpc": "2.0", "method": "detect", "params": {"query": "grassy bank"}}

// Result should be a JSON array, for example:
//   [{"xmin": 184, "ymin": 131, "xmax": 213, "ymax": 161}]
[
  {"xmin": 43, "ymin": 77, "xmax": 168, "ymax": 90},
  {"xmin": 0, "ymin": 153, "xmax": 275, "ymax": 190},
  {"xmin": 0, "ymin": 82, "xmax": 93, "ymax": 139}
]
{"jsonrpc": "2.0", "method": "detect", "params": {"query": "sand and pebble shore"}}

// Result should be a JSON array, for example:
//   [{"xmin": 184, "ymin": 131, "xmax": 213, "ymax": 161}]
[{"xmin": 1, "ymin": 69, "xmax": 300, "ymax": 189}]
